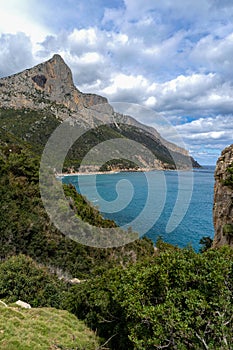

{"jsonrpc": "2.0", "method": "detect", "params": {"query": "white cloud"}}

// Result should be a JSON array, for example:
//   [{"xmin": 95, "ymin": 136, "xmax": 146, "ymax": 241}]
[
  {"xmin": 175, "ymin": 115, "xmax": 233, "ymax": 156},
  {"xmin": 0, "ymin": 33, "xmax": 34, "ymax": 77},
  {"xmin": 69, "ymin": 28, "xmax": 97, "ymax": 46},
  {"xmin": 0, "ymin": 0, "xmax": 49, "ymax": 44},
  {"xmin": 0, "ymin": 0, "xmax": 233, "ymax": 164},
  {"xmin": 190, "ymin": 33, "xmax": 233, "ymax": 78},
  {"xmin": 103, "ymin": 74, "xmax": 148, "ymax": 95}
]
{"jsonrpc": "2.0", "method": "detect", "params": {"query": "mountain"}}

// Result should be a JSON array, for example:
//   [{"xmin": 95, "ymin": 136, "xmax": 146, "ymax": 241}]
[
  {"xmin": 213, "ymin": 144, "xmax": 233, "ymax": 248},
  {"xmin": 0, "ymin": 54, "xmax": 200, "ymax": 171}
]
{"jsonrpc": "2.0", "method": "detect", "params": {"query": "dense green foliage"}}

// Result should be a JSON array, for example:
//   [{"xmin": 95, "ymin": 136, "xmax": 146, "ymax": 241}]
[
  {"xmin": 0, "ymin": 303, "xmax": 100, "ymax": 350},
  {"xmin": 0, "ymin": 128, "xmax": 154, "ymax": 279},
  {"xmin": 0, "ymin": 107, "xmax": 232, "ymax": 349},
  {"xmin": 66, "ymin": 123, "xmax": 197, "ymax": 171},
  {"xmin": 64, "ymin": 246, "xmax": 233, "ymax": 349},
  {"xmin": 223, "ymin": 224, "xmax": 233, "ymax": 237},
  {"xmin": 63, "ymin": 184, "xmax": 117, "ymax": 228},
  {"xmin": 99, "ymin": 158, "xmax": 139, "ymax": 171},
  {"xmin": 0, "ymin": 255, "xmax": 65, "ymax": 307},
  {"xmin": 0, "ymin": 107, "xmax": 60, "ymax": 153}
]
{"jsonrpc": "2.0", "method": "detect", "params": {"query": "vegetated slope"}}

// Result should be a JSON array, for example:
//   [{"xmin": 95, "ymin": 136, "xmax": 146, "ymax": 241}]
[
  {"xmin": 0, "ymin": 129, "xmax": 232, "ymax": 349},
  {"xmin": 0, "ymin": 107, "xmax": 60, "ymax": 152},
  {"xmin": 0, "ymin": 303, "xmax": 100, "ymax": 350},
  {"xmin": 0, "ymin": 128, "xmax": 154, "ymax": 278},
  {"xmin": 64, "ymin": 244, "xmax": 233, "ymax": 350},
  {"xmin": 0, "ymin": 54, "xmax": 201, "ymax": 170},
  {"xmin": 0, "ymin": 254, "xmax": 101, "ymax": 349},
  {"xmin": 0, "ymin": 107, "xmax": 197, "ymax": 171}
]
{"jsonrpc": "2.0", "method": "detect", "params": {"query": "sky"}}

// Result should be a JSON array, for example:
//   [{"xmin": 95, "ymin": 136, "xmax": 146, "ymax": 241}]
[{"xmin": 0, "ymin": 0, "xmax": 233, "ymax": 165}]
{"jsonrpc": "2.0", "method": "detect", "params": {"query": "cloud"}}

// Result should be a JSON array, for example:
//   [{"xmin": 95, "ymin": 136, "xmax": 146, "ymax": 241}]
[
  {"xmin": 101, "ymin": 72, "xmax": 233, "ymax": 119},
  {"xmin": 0, "ymin": 0, "xmax": 49, "ymax": 43},
  {"xmin": 0, "ymin": 33, "xmax": 34, "ymax": 77},
  {"xmin": 190, "ymin": 33, "xmax": 233, "ymax": 78},
  {"xmin": 174, "ymin": 115, "xmax": 233, "ymax": 163},
  {"xmin": 0, "ymin": 0, "xmax": 232, "ymax": 164}
]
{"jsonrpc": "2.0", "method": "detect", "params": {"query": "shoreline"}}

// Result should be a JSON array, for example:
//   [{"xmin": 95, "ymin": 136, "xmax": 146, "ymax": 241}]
[
  {"xmin": 55, "ymin": 166, "xmax": 197, "ymax": 178},
  {"xmin": 56, "ymin": 168, "xmax": 154, "ymax": 177}
]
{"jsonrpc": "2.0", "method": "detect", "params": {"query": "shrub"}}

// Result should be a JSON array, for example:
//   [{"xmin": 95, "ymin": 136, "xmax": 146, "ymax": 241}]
[
  {"xmin": 64, "ymin": 246, "xmax": 233, "ymax": 349},
  {"xmin": 0, "ymin": 255, "xmax": 65, "ymax": 308}
]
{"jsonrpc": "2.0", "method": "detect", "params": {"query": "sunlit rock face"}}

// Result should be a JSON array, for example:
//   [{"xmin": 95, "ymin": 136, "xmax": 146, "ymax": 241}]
[
  {"xmin": 213, "ymin": 144, "xmax": 233, "ymax": 248},
  {"xmin": 0, "ymin": 54, "xmax": 199, "ymax": 169}
]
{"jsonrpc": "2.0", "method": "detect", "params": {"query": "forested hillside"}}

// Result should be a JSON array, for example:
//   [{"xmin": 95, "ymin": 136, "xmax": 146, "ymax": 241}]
[{"xmin": 0, "ymin": 127, "xmax": 154, "ymax": 278}]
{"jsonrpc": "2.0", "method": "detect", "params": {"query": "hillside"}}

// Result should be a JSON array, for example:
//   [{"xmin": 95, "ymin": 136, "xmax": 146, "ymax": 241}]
[
  {"xmin": 2, "ymin": 54, "xmax": 232, "ymax": 350},
  {"xmin": 0, "ymin": 303, "xmax": 100, "ymax": 350},
  {"xmin": 0, "ymin": 54, "xmax": 200, "ymax": 171},
  {"xmin": 0, "ymin": 128, "xmax": 154, "ymax": 277},
  {"xmin": 0, "ymin": 129, "xmax": 232, "ymax": 348}
]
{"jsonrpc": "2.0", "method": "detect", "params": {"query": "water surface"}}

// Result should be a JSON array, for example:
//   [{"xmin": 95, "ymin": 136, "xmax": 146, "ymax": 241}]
[{"xmin": 63, "ymin": 166, "xmax": 215, "ymax": 251}]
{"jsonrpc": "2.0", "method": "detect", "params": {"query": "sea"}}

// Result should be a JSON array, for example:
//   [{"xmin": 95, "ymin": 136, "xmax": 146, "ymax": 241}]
[{"xmin": 62, "ymin": 166, "xmax": 215, "ymax": 252}]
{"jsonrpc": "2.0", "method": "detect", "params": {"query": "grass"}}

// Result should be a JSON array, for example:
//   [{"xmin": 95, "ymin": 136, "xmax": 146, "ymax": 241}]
[{"xmin": 0, "ymin": 303, "xmax": 100, "ymax": 350}]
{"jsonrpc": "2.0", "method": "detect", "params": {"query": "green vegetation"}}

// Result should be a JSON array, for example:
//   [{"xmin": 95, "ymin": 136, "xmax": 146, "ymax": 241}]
[
  {"xmin": 223, "ymin": 162, "xmax": 233, "ymax": 187},
  {"xmin": 0, "ymin": 244, "xmax": 232, "ymax": 349},
  {"xmin": 0, "ymin": 106, "xmax": 232, "ymax": 349},
  {"xmin": 0, "ymin": 255, "xmax": 65, "ymax": 307},
  {"xmin": 0, "ymin": 107, "xmax": 196, "ymax": 172},
  {"xmin": 223, "ymin": 224, "xmax": 233, "ymax": 237},
  {"xmin": 63, "ymin": 184, "xmax": 117, "ymax": 228},
  {"xmin": 64, "ymin": 246, "xmax": 233, "ymax": 349},
  {"xmin": 0, "ymin": 124, "xmax": 154, "ymax": 279},
  {"xmin": 0, "ymin": 303, "xmax": 100, "ymax": 350},
  {"xmin": 0, "ymin": 107, "xmax": 60, "ymax": 153},
  {"xmin": 99, "ymin": 158, "xmax": 139, "ymax": 171}
]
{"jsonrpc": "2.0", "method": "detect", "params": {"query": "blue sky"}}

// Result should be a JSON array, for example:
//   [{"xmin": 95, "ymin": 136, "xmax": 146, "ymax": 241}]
[{"xmin": 0, "ymin": 0, "xmax": 233, "ymax": 164}]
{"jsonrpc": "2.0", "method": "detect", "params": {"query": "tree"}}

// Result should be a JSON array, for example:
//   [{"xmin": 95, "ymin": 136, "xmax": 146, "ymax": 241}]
[
  {"xmin": 199, "ymin": 236, "xmax": 213, "ymax": 253},
  {"xmin": 64, "ymin": 246, "xmax": 233, "ymax": 349}
]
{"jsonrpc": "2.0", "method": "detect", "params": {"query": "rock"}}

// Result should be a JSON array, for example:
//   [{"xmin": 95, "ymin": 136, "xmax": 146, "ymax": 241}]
[
  {"xmin": 69, "ymin": 278, "xmax": 81, "ymax": 284},
  {"xmin": 0, "ymin": 53, "xmax": 200, "ymax": 169},
  {"xmin": 69, "ymin": 278, "xmax": 87, "ymax": 284},
  {"xmin": 213, "ymin": 144, "xmax": 233, "ymax": 248},
  {"xmin": 0, "ymin": 54, "xmax": 107, "ymax": 114},
  {"xmin": 15, "ymin": 300, "xmax": 31, "ymax": 309}
]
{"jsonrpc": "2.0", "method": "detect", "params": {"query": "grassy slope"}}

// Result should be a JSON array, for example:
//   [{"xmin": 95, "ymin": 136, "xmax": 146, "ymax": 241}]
[{"xmin": 0, "ymin": 304, "xmax": 100, "ymax": 350}]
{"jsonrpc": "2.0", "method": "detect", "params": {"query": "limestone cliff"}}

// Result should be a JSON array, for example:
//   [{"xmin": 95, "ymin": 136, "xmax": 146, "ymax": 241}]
[
  {"xmin": 0, "ymin": 54, "xmax": 107, "ymax": 112},
  {"xmin": 213, "ymin": 144, "xmax": 233, "ymax": 247},
  {"xmin": 0, "ymin": 54, "xmax": 200, "ymax": 169}
]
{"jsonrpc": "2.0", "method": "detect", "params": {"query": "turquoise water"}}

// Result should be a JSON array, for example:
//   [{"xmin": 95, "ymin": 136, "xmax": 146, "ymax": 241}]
[{"xmin": 62, "ymin": 166, "xmax": 215, "ymax": 251}]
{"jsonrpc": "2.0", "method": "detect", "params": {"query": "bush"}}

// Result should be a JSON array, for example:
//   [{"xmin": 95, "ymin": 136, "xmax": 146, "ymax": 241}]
[
  {"xmin": 64, "ymin": 246, "xmax": 233, "ymax": 349},
  {"xmin": 0, "ymin": 255, "xmax": 65, "ymax": 308}
]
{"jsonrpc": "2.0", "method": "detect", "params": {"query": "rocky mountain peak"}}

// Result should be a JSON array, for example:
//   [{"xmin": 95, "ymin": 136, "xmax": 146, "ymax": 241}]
[
  {"xmin": 0, "ymin": 54, "xmax": 199, "ymax": 167},
  {"xmin": 0, "ymin": 54, "xmax": 107, "ymax": 113},
  {"xmin": 30, "ymin": 53, "xmax": 76, "ymax": 95}
]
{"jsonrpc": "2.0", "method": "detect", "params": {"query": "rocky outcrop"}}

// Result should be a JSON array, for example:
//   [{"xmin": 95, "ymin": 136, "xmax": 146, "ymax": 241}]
[
  {"xmin": 0, "ymin": 54, "xmax": 107, "ymax": 114},
  {"xmin": 213, "ymin": 144, "xmax": 233, "ymax": 247},
  {"xmin": 0, "ymin": 54, "xmax": 200, "ymax": 169},
  {"xmin": 15, "ymin": 300, "xmax": 31, "ymax": 309}
]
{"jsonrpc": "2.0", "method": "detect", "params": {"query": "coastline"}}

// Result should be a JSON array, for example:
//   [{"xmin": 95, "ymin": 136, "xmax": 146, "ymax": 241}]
[
  {"xmin": 56, "ymin": 168, "xmax": 154, "ymax": 177},
  {"xmin": 55, "ymin": 166, "xmax": 196, "ymax": 178}
]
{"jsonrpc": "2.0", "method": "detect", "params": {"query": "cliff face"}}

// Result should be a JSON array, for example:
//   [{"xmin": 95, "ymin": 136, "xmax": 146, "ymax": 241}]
[
  {"xmin": 0, "ymin": 54, "xmax": 200, "ymax": 169},
  {"xmin": 0, "ymin": 54, "xmax": 107, "ymax": 114},
  {"xmin": 213, "ymin": 144, "xmax": 233, "ymax": 247}
]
